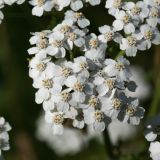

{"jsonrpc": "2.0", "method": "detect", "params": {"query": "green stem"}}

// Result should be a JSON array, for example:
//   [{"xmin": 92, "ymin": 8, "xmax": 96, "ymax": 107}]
[
  {"xmin": 103, "ymin": 128, "xmax": 117, "ymax": 160},
  {"xmin": 147, "ymin": 47, "xmax": 160, "ymax": 118},
  {"xmin": 147, "ymin": 78, "xmax": 160, "ymax": 118},
  {"xmin": 115, "ymin": 50, "xmax": 125, "ymax": 59},
  {"xmin": 69, "ymin": 50, "xmax": 74, "ymax": 61}
]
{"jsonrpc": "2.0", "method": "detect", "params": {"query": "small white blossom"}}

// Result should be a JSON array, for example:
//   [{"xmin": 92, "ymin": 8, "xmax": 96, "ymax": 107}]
[
  {"xmin": 0, "ymin": 117, "xmax": 11, "ymax": 156},
  {"xmin": 29, "ymin": 0, "xmax": 54, "ymax": 17},
  {"xmin": 145, "ymin": 115, "xmax": 160, "ymax": 142},
  {"xmin": 103, "ymin": 56, "xmax": 131, "ymax": 81},
  {"xmin": 105, "ymin": 0, "xmax": 124, "ymax": 15},
  {"xmin": 137, "ymin": 24, "xmax": 160, "ymax": 50},
  {"xmin": 118, "ymin": 98, "xmax": 145, "ymax": 125},
  {"xmin": 98, "ymin": 25, "xmax": 122, "ymax": 44},
  {"xmin": 45, "ymin": 111, "xmax": 64, "ymax": 135},
  {"xmin": 83, "ymin": 33, "xmax": 107, "ymax": 61},
  {"xmin": 83, "ymin": 108, "xmax": 111, "ymax": 132},
  {"xmin": 146, "ymin": 7, "xmax": 160, "ymax": 27},
  {"xmin": 65, "ymin": 10, "xmax": 90, "ymax": 28},
  {"xmin": 112, "ymin": 10, "xmax": 135, "ymax": 34},
  {"xmin": 149, "ymin": 141, "xmax": 160, "ymax": 160},
  {"xmin": 123, "ymin": 1, "xmax": 149, "ymax": 20}
]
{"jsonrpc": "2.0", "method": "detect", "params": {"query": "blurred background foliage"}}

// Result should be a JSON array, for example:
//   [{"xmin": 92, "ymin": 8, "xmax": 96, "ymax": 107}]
[{"xmin": 0, "ymin": 1, "xmax": 160, "ymax": 160}]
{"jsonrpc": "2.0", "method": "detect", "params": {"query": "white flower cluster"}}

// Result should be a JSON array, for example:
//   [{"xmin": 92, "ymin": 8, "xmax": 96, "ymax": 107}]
[
  {"xmin": 28, "ymin": 0, "xmax": 101, "ymax": 17},
  {"xmin": 0, "ymin": 117, "xmax": 11, "ymax": 156},
  {"xmin": 0, "ymin": 0, "xmax": 25, "ymax": 23},
  {"xmin": 26, "ymin": 0, "xmax": 160, "ymax": 57},
  {"xmin": 145, "ymin": 115, "xmax": 160, "ymax": 160},
  {"xmin": 26, "ymin": 0, "xmax": 160, "ymax": 138},
  {"xmin": 27, "ymin": 11, "xmax": 146, "ymax": 134}
]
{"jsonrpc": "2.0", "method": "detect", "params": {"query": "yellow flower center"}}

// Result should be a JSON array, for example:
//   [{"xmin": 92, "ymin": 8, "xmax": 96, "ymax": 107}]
[
  {"xmin": 42, "ymin": 79, "xmax": 53, "ymax": 88},
  {"xmin": 88, "ymin": 97, "xmax": 98, "ymax": 107},
  {"xmin": 89, "ymin": 39, "xmax": 98, "ymax": 48},
  {"xmin": 36, "ymin": 62, "xmax": 46, "ymax": 72},
  {"xmin": 122, "ymin": 14, "xmax": 130, "ymax": 24},
  {"xmin": 113, "ymin": 0, "xmax": 122, "ymax": 8},
  {"xmin": 75, "ymin": 12, "xmax": 84, "ymax": 18},
  {"xmin": 127, "ymin": 36, "xmax": 137, "ymax": 46},
  {"xmin": 62, "ymin": 67, "xmax": 71, "ymax": 77},
  {"xmin": 126, "ymin": 107, "xmax": 136, "ymax": 116},
  {"xmin": 80, "ymin": 62, "xmax": 88, "ymax": 70},
  {"xmin": 112, "ymin": 98, "xmax": 121, "ymax": 110},
  {"xmin": 115, "ymin": 62, "xmax": 125, "ymax": 71},
  {"xmin": 104, "ymin": 32, "xmax": 114, "ymax": 41},
  {"xmin": 52, "ymin": 40, "xmax": 62, "ymax": 47},
  {"xmin": 60, "ymin": 25, "xmax": 70, "ymax": 34},
  {"xmin": 74, "ymin": 82, "xmax": 84, "ymax": 92},
  {"xmin": 104, "ymin": 79, "xmax": 115, "ymax": 90},
  {"xmin": 144, "ymin": 30, "xmax": 153, "ymax": 40},
  {"xmin": 131, "ymin": 6, "xmax": 141, "ymax": 15},
  {"xmin": 37, "ymin": 0, "xmax": 45, "ymax": 7},
  {"xmin": 95, "ymin": 110, "xmax": 104, "ymax": 122},
  {"xmin": 53, "ymin": 113, "xmax": 64, "ymax": 124},
  {"xmin": 69, "ymin": 32, "xmax": 77, "ymax": 41},
  {"xmin": 37, "ymin": 38, "xmax": 48, "ymax": 49},
  {"xmin": 61, "ymin": 92, "xmax": 70, "ymax": 102}
]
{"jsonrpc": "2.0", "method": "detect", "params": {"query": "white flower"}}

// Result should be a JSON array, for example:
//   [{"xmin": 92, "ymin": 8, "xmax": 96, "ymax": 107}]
[
  {"xmin": 29, "ymin": 0, "xmax": 54, "ymax": 17},
  {"xmin": 85, "ymin": 0, "xmax": 101, "ymax": 6},
  {"xmin": 0, "ymin": 117, "xmax": 11, "ymax": 156},
  {"xmin": 137, "ymin": 24, "xmax": 160, "ymax": 50},
  {"xmin": 123, "ymin": 1, "xmax": 149, "ymax": 20},
  {"xmin": 146, "ymin": 7, "xmax": 160, "ymax": 27},
  {"xmin": 112, "ymin": 10, "xmax": 135, "ymax": 34},
  {"xmin": 47, "ymin": 31, "xmax": 66, "ymax": 58},
  {"xmin": 65, "ymin": 10, "xmax": 90, "ymax": 28},
  {"xmin": 36, "ymin": 114, "xmax": 87, "ymax": 155},
  {"xmin": 71, "ymin": 56, "xmax": 89, "ymax": 78},
  {"xmin": 45, "ymin": 111, "xmax": 64, "ymax": 135},
  {"xmin": 29, "ymin": 30, "xmax": 51, "ymax": 45},
  {"xmin": 0, "ymin": 117, "xmax": 11, "ymax": 133},
  {"xmin": 0, "ymin": 10, "xmax": 4, "ymax": 24},
  {"xmin": 118, "ymin": 98, "xmax": 145, "ymax": 125},
  {"xmin": 33, "ymin": 73, "xmax": 62, "ymax": 104},
  {"xmin": 50, "ymin": 89, "xmax": 72, "ymax": 112},
  {"xmin": 80, "ymin": 95, "xmax": 100, "ymax": 110},
  {"xmin": 66, "ymin": 28, "xmax": 86, "ymax": 49},
  {"xmin": 0, "ymin": 132, "xmax": 10, "ymax": 156},
  {"xmin": 100, "ymin": 89, "xmax": 124, "ymax": 118},
  {"xmin": 105, "ymin": 0, "xmax": 123, "ymax": 15},
  {"xmin": 98, "ymin": 25, "xmax": 122, "ymax": 44},
  {"xmin": 149, "ymin": 141, "xmax": 160, "ymax": 160},
  {"xmin": 144, "ymin": 115, "xmax": 160, "ymax": 142},
  {"xmin": 120, "ymin": 35, "xmax": 140, "ymax": 57},
  {"xmin": 103, "ymin": 56, "xmax": 131, "ymax": 81},
  {"xmin": 29, "ymin": 56, "xmax": 52, "ymax": 79},
  {"xmin": 65, "ymin": 75, "xmax": 93, "ymax": 104},
  {"xmin": 53, "ymin": 20, "xmax": 73, "ymax": 35},
  {"xmin": 54, "ymin": 58, "xmax": 73, "ymax": 83},
  {"xmin": 83, "ymin": 33, "xmax": 107, "ymax": 61},
  {"xmin": 55, "ymin": 0, "xmax": 83, "ymax": 11},
  {"xmin": 28, "ymin": 33, "xmax": 49, "ymax": 56},
  {"xmin": 144, "ymin": 0, "xmax": 160, "ymax": 8},
  {"xmin": 83, "ymin": 108, "xmax": 111, "ymax": 132}
]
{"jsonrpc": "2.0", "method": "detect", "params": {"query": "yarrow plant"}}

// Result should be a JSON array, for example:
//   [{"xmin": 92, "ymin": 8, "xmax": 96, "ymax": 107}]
[{"xmin": 0, "ymin": 0, "xmax": 160, "ymax": 159}]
